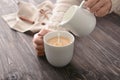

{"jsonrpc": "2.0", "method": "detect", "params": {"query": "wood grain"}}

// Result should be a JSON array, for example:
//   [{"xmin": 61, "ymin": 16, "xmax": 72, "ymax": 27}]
[{"xmin": 0, "ymin": 0, "xmax": 120, "ymax": 80}]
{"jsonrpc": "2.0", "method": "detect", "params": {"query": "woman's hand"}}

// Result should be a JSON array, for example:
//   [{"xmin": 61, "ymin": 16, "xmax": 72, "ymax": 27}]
[
  {"xmin": 33, "ymin": 29, "xmax": 50, "ymax": 56},
  {"xmin": 84, "ymin": 0, "xmax": 112, "ymax": 17}
]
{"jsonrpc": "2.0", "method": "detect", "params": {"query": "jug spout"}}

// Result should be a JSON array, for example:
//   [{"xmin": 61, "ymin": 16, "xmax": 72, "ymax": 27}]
[
  {"xmin": 59, "ymin": 21, "xmax": 79, "ymax": 36},
  {"xmin": 59, "ymin": 21, "xmax": 72, "ymax": 31},
  {"xmin": 59, "ymin": 21, "xmax": 70, "ymax": 30},
  {"xmin": 59, "ymin": 21, "xmax": 67, "ymax": 27}
]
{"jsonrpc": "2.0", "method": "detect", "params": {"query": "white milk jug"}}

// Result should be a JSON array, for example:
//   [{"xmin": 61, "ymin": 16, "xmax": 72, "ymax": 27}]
[{"xmin": 60, "ymin": 1, "xmax": 96, "ymax": 36}]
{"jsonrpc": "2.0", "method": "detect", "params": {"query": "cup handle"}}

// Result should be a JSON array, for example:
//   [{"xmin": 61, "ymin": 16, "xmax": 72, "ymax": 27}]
[{"xmin": 79, "ymin": 0, "xmax": 85, "ymax": 8}]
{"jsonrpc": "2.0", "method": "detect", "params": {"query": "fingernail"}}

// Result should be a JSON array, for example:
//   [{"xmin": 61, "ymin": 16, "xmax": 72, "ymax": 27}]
[
  {"xmin": 86, "ymin": 7, "xmax": 90, "ymax": 11},
  {"xmin": 38, "ymin": 33, "xmax": 43, "ymax": 36},
  {"xmin": 95, "ymin": 13, "xmax": 98, "ymax": 17},
  {"xmin": 83, "ymin": 3, "xmax": 87, "ymax": 8}
]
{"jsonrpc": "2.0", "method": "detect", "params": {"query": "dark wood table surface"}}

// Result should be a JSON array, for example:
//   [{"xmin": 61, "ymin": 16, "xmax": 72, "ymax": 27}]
[{"xmin": 0, "ymin": 0, "xmax": 120, "ymax": 80}]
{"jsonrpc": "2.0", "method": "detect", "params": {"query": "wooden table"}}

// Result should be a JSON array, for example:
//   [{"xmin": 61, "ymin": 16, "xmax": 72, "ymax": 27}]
[{"xmin": 0, "ymin": 0, "xmax": 120, "ymax": 80}]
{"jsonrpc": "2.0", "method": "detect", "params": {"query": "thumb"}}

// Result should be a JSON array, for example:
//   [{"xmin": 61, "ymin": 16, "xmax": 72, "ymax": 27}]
[{"xmin": 38, "ymin": 29, "xmax": 51, "ymax": 36}]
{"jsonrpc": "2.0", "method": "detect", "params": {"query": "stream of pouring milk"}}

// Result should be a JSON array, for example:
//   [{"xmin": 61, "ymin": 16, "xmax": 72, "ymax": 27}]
[{"xmin": 57, "ymin": 25, "xmax": 61, "ymax": 44}]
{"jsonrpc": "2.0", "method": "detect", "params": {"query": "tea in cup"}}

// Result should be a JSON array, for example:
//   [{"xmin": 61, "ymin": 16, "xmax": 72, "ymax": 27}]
[{"xmin": 47, "ymin": 36, "xmax": 71, "ymax": 47}]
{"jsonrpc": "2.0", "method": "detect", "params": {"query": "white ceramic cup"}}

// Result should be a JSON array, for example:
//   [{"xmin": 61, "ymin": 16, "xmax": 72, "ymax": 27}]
[
  {"xmin": 60, "ymin": 1, "xmax": 96, "ymax": 37},
  {"xmin": 44, "ymin": 31, "xmax": 75, "ymax": 67}
]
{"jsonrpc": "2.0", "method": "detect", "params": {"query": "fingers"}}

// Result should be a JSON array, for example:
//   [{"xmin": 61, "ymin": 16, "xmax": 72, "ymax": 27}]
[
  {"xmin": 37, "ymin": 50, "xmax": 45, "ymax": 56},
  {"xmin": 33, "ymin": 29, "xmax": 50, "ymax": 46},
  {"xmin": 33, "ymin": 29, "xmax": 51, "ymax": 56},
  {"xmin": 35, "ymin": 45, "xmax": 44, "ymax": 51},
  {"xmin": 84, "ymin": 0, "xmax": 112, "ymax": 17},
  {"xmin": 33, "ymin": 33, "xmax": 43, "ymax": 56},
  {"xmin": 90, "ymin": 0, "xmax": 105, "ymax": 13},
  {"xmin": 38, "ymin": 29, "xmax": 50, "ymax": 36},
  {"xmin": 95, "ymin": 4, "xmax": 110, "ymax": 17},
  {"xmin": 34, "ymin": 43, "xmax": 45, "ymax": 56},
  {"xmin": 35, "ymin": 44, "xmax": 44, "ymax": 56},
  {"xmin": 84, "ymin": 0, "xmax": 99, "ymax": 9},
  {"xmin": 33, "ymin": 34, "xmax": 43, "ymax": 45}
]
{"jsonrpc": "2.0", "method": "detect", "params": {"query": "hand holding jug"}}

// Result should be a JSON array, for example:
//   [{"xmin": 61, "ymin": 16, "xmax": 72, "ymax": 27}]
[{"xmin": 60, "ymin": 1, "xmax": 96, "ymax": 37}]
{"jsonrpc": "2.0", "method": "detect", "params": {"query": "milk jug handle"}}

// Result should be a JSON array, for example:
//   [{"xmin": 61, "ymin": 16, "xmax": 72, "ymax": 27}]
[{"xmin": 79, "ymin": 0, "xmax": 85, "ymax": 8}]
